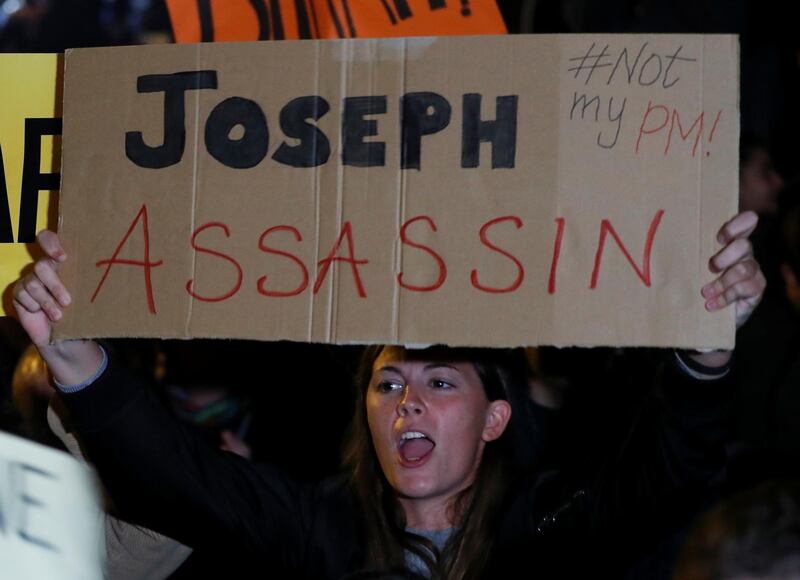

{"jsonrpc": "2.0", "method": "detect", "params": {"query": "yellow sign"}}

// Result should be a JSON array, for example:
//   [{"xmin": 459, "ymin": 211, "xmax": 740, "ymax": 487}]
[{"xmin": 0, "ymin": 54, "xmax": 61, "ymax": 316}]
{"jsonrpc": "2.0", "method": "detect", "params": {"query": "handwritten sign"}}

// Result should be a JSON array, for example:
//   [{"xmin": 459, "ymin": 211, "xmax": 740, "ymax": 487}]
[
  {"xmin": 56, "ymin": 35, "xmax": 738, "ymax": 348},
  {"xmin": 0, "ymin": 54, "xmax": 61, "ymax": 316},
  {"xmin": 166, "ymin": 0, "xmax": 506, "ymax": 43},
  {"xmin": 0, "ymin": 430, "xmax": 103, "ymax": 579}
]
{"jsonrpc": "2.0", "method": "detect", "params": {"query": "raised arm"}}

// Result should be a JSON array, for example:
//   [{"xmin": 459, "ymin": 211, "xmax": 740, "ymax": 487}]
[
  {"xmin": 687, "ymin": 210, "xmax": 765, "ymax": 367},
  {"xmin": 12, "ymin": 230, "xmax": 104, "ymax": 385},
  {"xmin": 10, "ymin": 231, "xmax": 351, "ymax": 574},
  {"xmin": 524, "ymin": 211, "xmax": 766, "ymax": 575}
]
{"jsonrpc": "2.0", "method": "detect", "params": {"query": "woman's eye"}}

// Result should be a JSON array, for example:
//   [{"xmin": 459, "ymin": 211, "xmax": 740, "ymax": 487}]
[
  {"xmin": 431, "ymin": 379, "xmax": 454, "ymax": 390},
  {"xmin": 377, "ymin": 380, "xmax": 403, "ymax": 393}
]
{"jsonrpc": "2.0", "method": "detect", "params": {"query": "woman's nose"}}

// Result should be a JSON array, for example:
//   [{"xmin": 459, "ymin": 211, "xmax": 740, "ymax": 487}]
[{"xmin": 397, "ymin": 385, "xmax": 424, "ymax": 417}]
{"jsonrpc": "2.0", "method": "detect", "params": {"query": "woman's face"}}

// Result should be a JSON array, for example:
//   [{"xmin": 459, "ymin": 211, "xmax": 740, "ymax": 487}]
[{"xmin": 366, "ymin": 347, "xmax": 511, "ymax": 513}]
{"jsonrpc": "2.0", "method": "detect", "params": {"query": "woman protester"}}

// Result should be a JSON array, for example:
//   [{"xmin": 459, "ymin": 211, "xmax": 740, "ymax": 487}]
[{"xmin": 11, "ymin": 211, "xmax": 765, "ymax": 579}]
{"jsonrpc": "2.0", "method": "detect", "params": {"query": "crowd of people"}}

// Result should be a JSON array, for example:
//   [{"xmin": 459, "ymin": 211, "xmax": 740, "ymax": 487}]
[{"xmin": 2, "ymin": 1, "xmax": 800, "ymax": 579}]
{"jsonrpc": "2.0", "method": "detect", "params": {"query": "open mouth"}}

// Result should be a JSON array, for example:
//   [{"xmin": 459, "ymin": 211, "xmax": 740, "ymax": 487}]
[{"xmin": 398, "ymin": 431, "xmax": 436, "ymax": 467}]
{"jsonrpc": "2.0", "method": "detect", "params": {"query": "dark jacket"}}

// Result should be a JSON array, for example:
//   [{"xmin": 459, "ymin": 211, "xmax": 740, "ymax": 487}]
[{"xmin": 59, "ymin": 350, "xmax": 731, "ymax": 579}]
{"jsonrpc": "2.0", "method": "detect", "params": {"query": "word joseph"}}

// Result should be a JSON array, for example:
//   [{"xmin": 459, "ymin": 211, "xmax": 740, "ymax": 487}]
[{"xmin": 126, "ymin": 70, "xmax": 519, "ymax": 170}]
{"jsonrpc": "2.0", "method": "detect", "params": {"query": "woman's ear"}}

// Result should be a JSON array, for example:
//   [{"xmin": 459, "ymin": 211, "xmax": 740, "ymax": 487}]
[{"xmin": 482, "ymin": 400, "xmax": 512, "ymax": 442}]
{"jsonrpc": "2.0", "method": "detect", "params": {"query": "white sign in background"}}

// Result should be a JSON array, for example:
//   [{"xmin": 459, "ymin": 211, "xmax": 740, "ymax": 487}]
[{"xmin": 0, "ymin": 430, "xmax": 104, "ymax": 579}]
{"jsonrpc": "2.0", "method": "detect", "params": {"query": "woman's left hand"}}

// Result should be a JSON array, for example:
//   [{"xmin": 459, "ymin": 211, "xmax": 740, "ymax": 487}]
[
  {"xmin": 687, "ymin": 210, "xmax": 766, "ymax": 368},
  {"xmin": 701, "ymin": 210, "xmax": 765, "ymax": 328}
]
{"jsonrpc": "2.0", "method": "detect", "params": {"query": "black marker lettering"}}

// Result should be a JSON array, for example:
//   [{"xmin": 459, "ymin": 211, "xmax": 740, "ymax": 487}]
[
  {"xmin": 638, "ymin": 53, "xmax": 663, "ymax": 86},
  {"xmin": 598, "ymin": 97, "xmax": 626, "ymax": 149},
  {"xmin": 570, "ymin": 92, "xmax": 601, "ymax": 122},
  {"xmin": 0, "ymin": 144, "xmax": 12, "ymax": 243},
  {"xmin": 662, "ymin": 45, "xmax": 697, "ymax": 89},
  {"xmin": 272, "ymin": 96, "xmax": 331, "ymax": 168},
  {"xmin": 461, "ymin": 94, "xmax": 518, "ymax": 168},
  {"xmin": 18, "ymin": 118, "xmax": 61, "ymax": 243},
  {"xmin": 342, "ymin": 96, "xmax": 387, "ymax": 167},
  {"xmin": 125, "ymin": 71, "xmax": 217, "ymax": 169},
  {"xmin": 400, "ymin": 92, "xmax": 451, "ymax": 170},
  {"xmin": 606, "ymin": 43, "xmax": 648, "ymax": 85},
  {"xmin": 205, "ymin": 96, "xmax": 269, "ymax": 169}
]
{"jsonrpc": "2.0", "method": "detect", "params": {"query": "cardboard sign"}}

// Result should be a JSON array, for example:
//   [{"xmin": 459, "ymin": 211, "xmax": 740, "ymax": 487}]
[
  {"xmin": 56, "ymin": 35, "xmax": 739, "ymax": 348},
  {"xmin": 166, "ymin": 0, "xmax": 506, "ymax": 43},
  {"xmin": 0, "ymin": 430, "xmax": 103, "ymax": 579},
  {"xmin": 0, "ymin": 54, "xmax": 61, "ymax": 316}
]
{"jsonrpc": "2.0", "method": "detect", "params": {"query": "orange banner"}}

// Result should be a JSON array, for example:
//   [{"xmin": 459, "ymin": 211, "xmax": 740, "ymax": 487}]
[{"xmin": 166, "ymin": 0, "xmax": 506, "ymax": 42}]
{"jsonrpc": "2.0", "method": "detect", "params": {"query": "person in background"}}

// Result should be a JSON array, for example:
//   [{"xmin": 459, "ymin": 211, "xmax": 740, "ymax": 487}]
[
  {"xmin": 730, "ymin": 195, "xmax": 800, "ymax": 485},
  {"xmin": 739, "ymin": 134, "xmax": 785, "ymax": 218},
  {"xmin": 673, "ymin": 479, "xmax": 800, "ymax": 580}
]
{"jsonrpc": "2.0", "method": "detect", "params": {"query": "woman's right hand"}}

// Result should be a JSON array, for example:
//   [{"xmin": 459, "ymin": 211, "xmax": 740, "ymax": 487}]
[{"xmin": 12, "ymin": 230, "xmax": 104, "ymax": 386}]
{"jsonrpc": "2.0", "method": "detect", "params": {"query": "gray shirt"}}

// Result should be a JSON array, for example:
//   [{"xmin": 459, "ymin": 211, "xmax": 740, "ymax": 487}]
[{"xmin": 404, "ymin": 527, "xmax": 454, "ymax": 578}]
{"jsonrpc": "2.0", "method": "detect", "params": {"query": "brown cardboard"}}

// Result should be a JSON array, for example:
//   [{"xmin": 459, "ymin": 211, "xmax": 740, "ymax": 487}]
[{"xmin": 56, "ymin": 35, "xmax": 739, "ymax": 348}]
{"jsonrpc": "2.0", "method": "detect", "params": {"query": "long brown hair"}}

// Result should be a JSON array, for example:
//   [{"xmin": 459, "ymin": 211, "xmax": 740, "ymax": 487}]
[{"xmin": 342, "ymin": 345, "xmax": 525, "ymax": 580}]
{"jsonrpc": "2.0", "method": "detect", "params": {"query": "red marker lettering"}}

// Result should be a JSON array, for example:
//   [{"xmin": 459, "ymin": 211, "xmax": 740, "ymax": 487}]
[
  {"xmin": 590, "ymin": 209, "xmax": 665, "ymax": 289},
  {"xmin": 635, "ymin": 100, "xmax": 670, "ymax": 154},
  {"xmin": 548, "ymin": 217, "xmax": 566, "ymax": 295},
  {"xmin": 470, "ymin": 216, "xmax": 524, "ymax": 294},
  {"xmin": 186, "ymin": 222, "xmax": 243, "ymax": 302},
  {"xmin": 91, "ymin": 204, "xmax": 163, "ymax": 314},
  {"xmin": 257, "ymin": 225, "xmax": 309, "ymax": 297},
  {"xmin": 314, "ymin": 221, "xmax": 369, "ymax": 297},
  {"xmin": 666, "ymin": 108, "xmax": 705, "ymax": 157},
  {"xmin": 398, "ymin": 215, "xmax": 447, "ymax": 292}
]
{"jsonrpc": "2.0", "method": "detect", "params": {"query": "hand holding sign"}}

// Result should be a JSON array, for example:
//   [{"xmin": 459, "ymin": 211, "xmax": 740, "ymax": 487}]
[
  {"xmin": 11, "ymin": 230, "xmax": 104, "ymax": 386},
  {"xmin": 703, "ymin": 210, "xmax": 764, "ymax": 327},
  {"xmin": 12, "ymin": 231, "xmax": 68, "ymax": 344},
  {"xmin": 684, "ymin": 210, "xmax": 765, "ymax": 368}
]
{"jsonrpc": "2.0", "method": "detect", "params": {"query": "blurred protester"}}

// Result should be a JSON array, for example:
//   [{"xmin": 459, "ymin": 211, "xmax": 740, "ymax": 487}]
[
  {"xmin": 156, "ymin": 340, "xmax": 256, "ymax": 460},
  {"xmin": 523, "ymin": 345, "xmax": 726, "ymax": 579},
  {"xmin": 739, "ymin": 134, "xmax": 785, "ymax": 217},
  {"xmin": 732, "ymin": 194, "xmax": 800, "ymax": 484},
  {"xmin": 0, "ymin": 0, "xmax": 105, "ymax": 52},
  {"xmin": 48, "ymin": 372, "xmax": 193, "ymax": 580},
  {"xmin": 0, "ymin": 0, "xmax": 169, "ymax": 51},
  {"xmin": 0, "ymin": 317, "xmax": 31, "ymax": 435},
  {"xmin": 673, "ymin": 479, "xmax": 800, "ymax": 580},
  {"xmin": 11, "ymin": 343, "xmax": 62, "ymax": 446}
]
